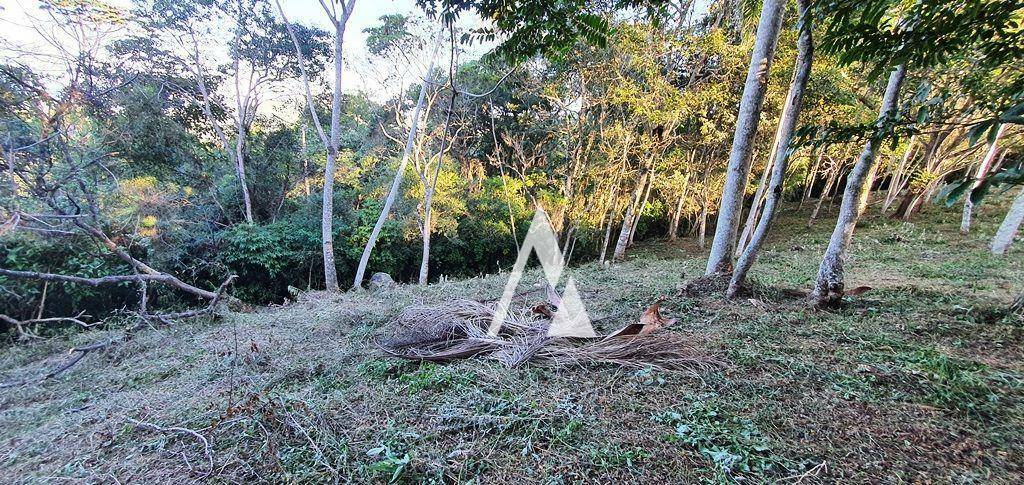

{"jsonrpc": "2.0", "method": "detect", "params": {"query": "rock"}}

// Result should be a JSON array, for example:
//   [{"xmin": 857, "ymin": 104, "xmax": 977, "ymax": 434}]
[{"xmin": 369, "ymin": 272, "xmax": 396, "ymax": 291}]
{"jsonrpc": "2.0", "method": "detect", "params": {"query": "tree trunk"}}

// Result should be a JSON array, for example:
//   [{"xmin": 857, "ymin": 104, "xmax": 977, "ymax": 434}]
[
  {"xmin": 705, "ymin": 0, "xmax": 786, "ymax": 275},
  {"xmin": 628, "ymin": 170, "xmax": 654, "ymax": 246},
  {"xmin": 882, "ymin": 136, "xmax": 916, "ymax": 213},
  {"xmin": 961, "ymin": 124, "xmax": 1006, "ymax": 234},
  {"xmin": 599, "ymin": 183, "xmax": 619, "ymax": 263},
  {"xmin": 697, "ymin": 203, "xmax": 708, "ymax": 249},
  {"xmin": 991, "ymin": 186, "xmax": 1024, "ymax": 255},
  {"xmin": 799, "ymin": 152, "xmax": 823, "ymax": 209},
  {"xmin": 353, "ymin": 35, "xmax": 442, "ymax": 288},
  {"xmin": 277, "ymin": 0, "xmax": 356, "ymax": 291},
  {"xmin": 419, "ymin": 81, "xmax": 457, "ymax": 285},
  {"xmin": 895, "ymin": 129, "xmax": 951, "ymax": 221},
  {"xmin": 669, "ymin": 194, "xmax": 684, "ymax": 240},
  {"xmin": 737, "ymin": 119, "xmax": 784, "ymax": 255},
  {"xmin": 728, "ymin": 0, "xmax": 813, "ymax": 296},
  {"xmin": 234, "ymin": 126, "xmax": 254, "ymax": 223},
  {"xmin": 600, "ymin": 210, "xmax": 615, "ymax": 263},
  {"xmin": 613, "ymin": 174, "xmax": 647, "ymax": 261},
  {"xmin": 808, "ymin": 166, "xmax": 836, "ymax": 227},
  {"xmin": 319, "ymin": 20, "xmax": 348, "ymax": 291},
  {"xmin": 857, "ymin": 161, "xmax": 879, "ymax": 216},
  {"xmin": 812, "ymin": 64, "xmax": 906, "ymax": 307}
]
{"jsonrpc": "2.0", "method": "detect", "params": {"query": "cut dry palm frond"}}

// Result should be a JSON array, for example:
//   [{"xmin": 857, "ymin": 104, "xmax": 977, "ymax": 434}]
[{"xmin": 377, "ymin": 298, "xmax": 723, "ymax": 374}]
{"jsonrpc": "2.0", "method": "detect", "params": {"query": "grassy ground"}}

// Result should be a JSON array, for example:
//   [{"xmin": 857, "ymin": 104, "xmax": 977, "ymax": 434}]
[{"xmin": 1, "ymin": 196, "xmax": 1023, "ymax": 484}]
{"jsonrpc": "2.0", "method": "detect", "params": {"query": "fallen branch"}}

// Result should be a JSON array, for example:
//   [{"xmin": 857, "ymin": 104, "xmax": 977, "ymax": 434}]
[
  {"xmin": 0, "ymin": 276, "xmax": 237, "ymax": 388},
  {"xmin": 0, "ymin": 311, "xmax": 93, "ymax": 339},
  {"xmin": 0, "ymin": 267, "xmax": 183, "ymax": 286},
  {"xmin": 41, "ymin": 339, "xmax": 118, "ymax": 381},
  {"xmin": 127, "ymin": 417, "xmax": 214, "ymax": 477},
  {"xmin": 136, "ymin": 275, "xmax": 237, "ymax": 326}
]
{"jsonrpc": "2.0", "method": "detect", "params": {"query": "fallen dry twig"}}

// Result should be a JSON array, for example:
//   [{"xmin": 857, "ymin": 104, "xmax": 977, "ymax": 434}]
[{"xmin": 127, "ymin": 417, "xmax": 214, "ymax": 477}]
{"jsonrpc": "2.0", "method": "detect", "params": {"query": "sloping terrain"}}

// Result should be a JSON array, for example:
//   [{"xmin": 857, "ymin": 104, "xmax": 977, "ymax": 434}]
[{"xmin": 2, "ymin": 199, "xmax": 1023, "ymax": 483}]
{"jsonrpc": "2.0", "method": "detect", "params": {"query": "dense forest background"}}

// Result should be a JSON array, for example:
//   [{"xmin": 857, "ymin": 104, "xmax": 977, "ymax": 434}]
[{"xmin": 1, "ymin": 0, "xmax": 1022, "ymax": 332}]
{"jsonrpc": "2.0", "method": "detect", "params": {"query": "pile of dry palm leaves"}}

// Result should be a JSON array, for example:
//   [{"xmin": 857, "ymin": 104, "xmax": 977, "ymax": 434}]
[{"xmin": 377, "ymin": 292, "xmax": 724, "ymax": 374}]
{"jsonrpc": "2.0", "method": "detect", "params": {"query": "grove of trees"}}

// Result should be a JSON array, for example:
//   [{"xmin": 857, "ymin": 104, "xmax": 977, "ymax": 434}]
[{"xmin": 2, "ymin": 0, "xmax": 1023, "ymax": 332}]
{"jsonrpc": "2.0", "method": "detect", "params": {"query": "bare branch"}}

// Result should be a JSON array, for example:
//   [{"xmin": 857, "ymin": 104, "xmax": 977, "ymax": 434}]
[{"xmin": 127, "ymin": 417, "xmax": 214, "ymax": 477}]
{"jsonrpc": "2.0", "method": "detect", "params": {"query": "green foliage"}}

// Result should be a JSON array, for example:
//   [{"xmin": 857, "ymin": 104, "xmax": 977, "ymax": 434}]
[
  {"xmin": 365, "ymin": 445, "xmax": 412, "ymax": 483},
  {"xmin": 898, "ymin": 347, "xmax": 1017, "ymax": 418},
  {"xmin": 654, "ymin": 398, "xmax": 789, "ymax": 478},
  {"xmin": 818, "ymin": 0, "xmax": 1024, "ymax": 77},
  {"xmin": 218, "ymin": 220, "xmax": 319, "ymax": 302},
  {"xmin": 415, "ymin": 0, "xmax": 671, "ymax": 62}
]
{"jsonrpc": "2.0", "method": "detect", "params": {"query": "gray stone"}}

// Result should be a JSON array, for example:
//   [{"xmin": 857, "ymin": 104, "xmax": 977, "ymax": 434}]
[{"xmin": 368, "ymin": 272, "xmax": 396, "ymax": 291}]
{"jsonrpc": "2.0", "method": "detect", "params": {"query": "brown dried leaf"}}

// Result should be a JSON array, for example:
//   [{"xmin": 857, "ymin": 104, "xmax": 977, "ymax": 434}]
[{"xmin": 637, "ymin": 300, "xmax": 675, "ymax": 336}]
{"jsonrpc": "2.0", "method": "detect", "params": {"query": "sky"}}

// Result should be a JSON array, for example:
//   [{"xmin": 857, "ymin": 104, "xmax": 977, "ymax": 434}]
[{"xmin": 0, "ymin": 0, "xmax": 496, "ymax": 101}]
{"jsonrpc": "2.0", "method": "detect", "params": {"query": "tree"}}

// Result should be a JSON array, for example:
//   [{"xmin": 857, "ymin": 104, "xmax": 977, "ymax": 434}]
[
  {"xmin": 812, "ymin": 64, "xmax": 907, "ymax": 307},
  {"xmin": 353, "ymin": 30, "xmax": 444, "ymax": 288},
  {"xmin": 961, "ymin": 124, "xmax": 1007, "ymax": 234},
  {"xmin": 704, "ymin": 0, "xmax": 785, "ymax": 275},
  {"xmin": 991, "ymin": 185, "xmax": 1024, "ymax": 255},
  {"xmin": 276, "ymin": 0, "xmax": 356, "ymax": 292},
  {"xmin": 806, "ymin": 0, "xmax": 1023, "ymax": 305},
  {"xmin": 140, "ymin": 0, "xmax": 310, "ymax": 224},
  {"xmin": 1, "ymin": 0, "xmax": 240, "ymax": 326},
  {"xmin": 728, "ymin": 0, "xmax": 814, "ymax": 296}
]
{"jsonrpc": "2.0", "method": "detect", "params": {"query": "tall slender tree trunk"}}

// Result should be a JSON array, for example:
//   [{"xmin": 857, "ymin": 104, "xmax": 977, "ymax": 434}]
[
  {"xmin": 600, "ymin": 210, "xmax": 615, "ymax": 263},
  {"xmin": 808, "ymin": 166, "xmax": 836, "ymax": 227},
  {"xmin": 353, "ymin": 35, "xmax": 442, "ymax": 288},
  {"xmin": 231, "ymin": 44, "xmax": 255, "ymax": 224},
  {"xmin": 895, "ymin": 130, "xmax": 950, "ymax": 221},
  {"xmin": 628, "ymin": 170, "xmax": 654, "ymax": 246},
  {"xmin": 882, "ymin": 136, "xmax": 916, "ymax": 213},
  {"xmin": 729, "ymin": 0, "xmax": 813, "ymax": 296},
  {"xmin": 812, "ymin": 64, "xmax": 906, "ymax": 307},
  {"xmin": 991, "ymin": 186, "xmax": 1024, "ymax": 255},
  {"xmin": 234, "ymin": 126, "xmax": 254, "ymax": 223},
  {"xmin": 737, "ymin": 120, "xmax": 784, "ymax": 254},
  {"xmin": 598, "ymin": 182, "xmax": 620, "ymax": 263},
  {"xmin": 799, "ymin": 152, "xmax": 823, "ymax": 209},
  {"xmin": 669, "ymin": 194, "xmax": 685, "ymax": 240},
  {"xmin": 705, "ymin": 0, "xmax": 786, "ymax": 275},
  {"xmin": 276, "ymin": 0, "xmax": 356, "ymax": 291},
  {"xmin": 669, "ymin": 174, "xmax": 690, "ymax": 240},
  {"xmin": 419, "ymin": 78, "xmax": 457, "ymax": 285},
  {"xmin": 961, "ymin": 124, "xmax": 1006, "ymax": 234},
  {"xmin": 320, "ymin": 16, "xmax": 351, "ymax": 291},
  {"xmin": 697, "ymin": 203, "xmax": 708, "ymax": 249},
  {"xmin": 857, "ymin": 162, "xmax": 879, "ymax": 216},
  {"xmin": 613, "ymin": 172, "xmax": 647, "ymax": 261}
]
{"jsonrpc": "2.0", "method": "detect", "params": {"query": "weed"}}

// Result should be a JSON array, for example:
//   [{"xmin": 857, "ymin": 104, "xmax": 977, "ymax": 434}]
[
  {"xmin": 898, "ymin": 348, "xmax": 1018, "ymax": 417},
  {"xmin": 654, "ymin": 399, "xmax": 790, "ymax": 480},
  {"xmin": 587, "ymin": 445, "xmax": 652, "ymax": 470},
  {"xmin": 398, "ymin": 362, "xmax": 477, "ymax": 393}
]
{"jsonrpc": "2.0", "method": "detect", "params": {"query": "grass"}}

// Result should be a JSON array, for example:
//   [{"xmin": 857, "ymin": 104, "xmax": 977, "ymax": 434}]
[{"xmin": 1, "ymin": 195, "xmax": 1023, "ymax": 483}]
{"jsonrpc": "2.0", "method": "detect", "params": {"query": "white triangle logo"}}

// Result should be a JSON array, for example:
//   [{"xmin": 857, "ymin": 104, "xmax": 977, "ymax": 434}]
[{"xmin": 489, "ymin": 210, "xmax": 595, "ymax": 338}]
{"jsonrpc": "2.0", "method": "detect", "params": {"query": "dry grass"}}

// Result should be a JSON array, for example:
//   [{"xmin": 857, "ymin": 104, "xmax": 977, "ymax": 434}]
[
  {"xmin": 377, "ymin": 298, "xmax": 723, "ymax": 373},
  {"xmin": 1, "ymin": 196, "xmax": 1022, "ymax": 483}
]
